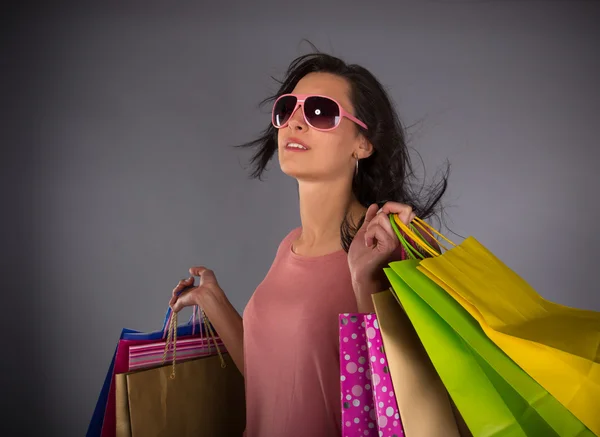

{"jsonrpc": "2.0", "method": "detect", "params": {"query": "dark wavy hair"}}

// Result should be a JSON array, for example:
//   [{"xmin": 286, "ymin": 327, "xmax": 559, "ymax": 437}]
[{"xmin": 236, "ymin": 49, "xmax": 449, "ymax": 252}]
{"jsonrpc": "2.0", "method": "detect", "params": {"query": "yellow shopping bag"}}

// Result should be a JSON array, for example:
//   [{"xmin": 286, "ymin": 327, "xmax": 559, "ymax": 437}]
[{"xmin": 391, "ymin": 215, "xmax": 600, "ymax": 436}]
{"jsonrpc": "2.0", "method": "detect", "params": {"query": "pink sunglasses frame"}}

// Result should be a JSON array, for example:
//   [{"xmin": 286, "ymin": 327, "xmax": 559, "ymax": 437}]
[{"xmin": 271, "ymin": 93, "xmax": 369, "ymax": 131}]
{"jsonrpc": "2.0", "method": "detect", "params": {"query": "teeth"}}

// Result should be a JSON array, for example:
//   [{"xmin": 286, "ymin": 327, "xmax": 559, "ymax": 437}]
[{"xmin": 287, "ymin": 143, "xmax": 307, "ymax": 150}]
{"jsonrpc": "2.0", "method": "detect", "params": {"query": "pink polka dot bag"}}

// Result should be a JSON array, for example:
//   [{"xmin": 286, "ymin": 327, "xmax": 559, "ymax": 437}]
[{"xmin": 340, "ymin": 313, "xmax": 404, "ymax": 437}]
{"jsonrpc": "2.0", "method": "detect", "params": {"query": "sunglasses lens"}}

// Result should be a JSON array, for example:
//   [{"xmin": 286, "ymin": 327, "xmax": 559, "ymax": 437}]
[
  {"xmin": 304, "ymin": 97, "xmax": 340, "ymax": 129},
  {"xmin": 273, "ymin": 95, "xmax": 297, "ymax": 127}
]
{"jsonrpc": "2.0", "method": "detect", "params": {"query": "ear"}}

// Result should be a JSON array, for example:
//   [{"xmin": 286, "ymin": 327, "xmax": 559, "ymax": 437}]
[{"xmin": 357, "ymin": 135, "xmax": 374, "ymax": 159}]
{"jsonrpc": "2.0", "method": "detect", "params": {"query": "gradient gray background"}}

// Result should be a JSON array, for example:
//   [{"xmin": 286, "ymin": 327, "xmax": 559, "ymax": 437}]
[{"xmin": 3, "ymin": 1, "xmax": 599, "ymax": 436}]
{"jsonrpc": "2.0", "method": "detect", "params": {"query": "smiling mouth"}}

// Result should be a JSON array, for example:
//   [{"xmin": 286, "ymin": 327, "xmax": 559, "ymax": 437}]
[{"xmin": 285, "ymin": 142, "xmax": 309, "ymax": 151}]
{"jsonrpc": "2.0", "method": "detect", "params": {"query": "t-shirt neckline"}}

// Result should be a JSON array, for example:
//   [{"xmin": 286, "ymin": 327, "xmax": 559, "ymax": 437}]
[{"xmin": 287, "ymin": 228, "xmax": 347, "ymax": 263}]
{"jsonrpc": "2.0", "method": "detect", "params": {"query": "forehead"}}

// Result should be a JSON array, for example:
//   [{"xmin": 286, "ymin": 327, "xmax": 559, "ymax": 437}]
[{"xmin": 292, "ymin": 72, "xmax": 354, "ymax": 111}]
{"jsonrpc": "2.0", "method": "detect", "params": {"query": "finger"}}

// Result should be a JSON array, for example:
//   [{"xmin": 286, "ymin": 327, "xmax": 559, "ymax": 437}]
[
  {"xmin": 172, "ymin": 277, "xmax": 194, "ymax": 296},
  {"xmin": 170, "ymin": 282, "xmax": 197, "ymax": 310},
  {"xmin": 189, "ymin": 266, "xmax": 211, "ymax": 277},
  {"xmin": 178, "ymin": 276, "xmax": 194, "ymax": 288},
  {"xmin": 367, "ymin": 211, "xmax": 396, "ymax": 240},
  {"xmin": 169, "ymin": 291, "xmax": 179, "ymax": 308},
  {"xmin": 365, "ymin": 223, "xmax": 395, "ymax": 250},
  {"xmin": 171, "ymin": 291, "xmax": 192, "ymax": 313},
  {"xmin": 170, "ymin": 278, "xmax": 194, "ymax": 308},
  {"xmin": 365, "ymin": 221, "xmax": 390, "ymax": 247},
  {"xmin": 362, "ymin": 204, "xmax": 380, "ymax": 227},
  {"xmin": 380, "ymin": 201, "xmax": 414, "ymax": 225}
]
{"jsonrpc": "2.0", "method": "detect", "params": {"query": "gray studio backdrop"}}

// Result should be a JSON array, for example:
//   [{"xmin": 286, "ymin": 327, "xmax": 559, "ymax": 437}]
[{"xmin": 19, "ymin": 1, "xmax": 600, "ymax": 435}]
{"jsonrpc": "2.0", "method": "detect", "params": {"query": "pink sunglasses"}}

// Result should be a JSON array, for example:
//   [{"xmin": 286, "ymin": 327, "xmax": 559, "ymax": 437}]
[{"xmin": 271, "ymin": 93, "xmax": 368, "ymax": 131}]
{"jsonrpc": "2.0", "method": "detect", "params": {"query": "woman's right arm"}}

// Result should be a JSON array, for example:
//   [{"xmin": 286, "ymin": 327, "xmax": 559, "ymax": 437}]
[{"xmin": 170, "ymin": 267, "xmax": 245, "ymax": 376}]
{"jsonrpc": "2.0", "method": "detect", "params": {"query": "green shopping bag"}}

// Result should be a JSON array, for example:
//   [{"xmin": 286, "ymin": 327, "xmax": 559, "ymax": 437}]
[{"xmin": 385, "ymin": 261, "xmax": 594, "ymax": 437}]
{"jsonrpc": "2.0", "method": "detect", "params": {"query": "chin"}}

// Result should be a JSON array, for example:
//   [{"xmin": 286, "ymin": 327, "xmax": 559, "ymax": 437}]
[
  {"xmin": 280, "ymin": 165, "xmax": 337, "ymax": 183},
  {"xmin": 279, "ymin": 163, "xmax": 309, "ymax": 179},
  {"xmin": 278, "ymin": 151, "xmax": 337, "ymax": 181},
  {"xmin": 278, "ymin": 152, "xmax": 303, "ymax": 177}
]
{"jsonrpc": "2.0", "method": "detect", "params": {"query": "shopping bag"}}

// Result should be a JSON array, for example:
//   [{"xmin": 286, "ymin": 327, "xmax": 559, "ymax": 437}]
[
  {"xmin": 391, "ymin": 214, "xmax": 600, "ymax": 435},
  {"xmin": 115, "ymin": 309, "xmax": 225, "ymax": 437},
  {"xmin": 87, "ymin": 343, "xmax": 120, "ymax": 437},
  {"xmin": 388, "ymin": 258, "xmax": 594, "ymax": 437},
  {"xmin": 386, "ymin": 267, "xmax": 538, "ymax": 436},
  {"xmin": 117, "ymin": 353, "xmax": 245, "ymax": 437},
  {"xmin": 128, "ymin": 334, "xmax": 224, "ymax": 371},
  {"xmin": 114, "ymin": 374, "xmax": 131, "ymax": 437},
  {"xmin": 363, "ymin": 314, "xmax": 404, "ymax": 437},
  {"xmin": 371, "ymin": 290, "xmax": 470, "ymax": 437},
  {"xmin": 87, "ymin": 306, "xmax": 208, "ymax": 437},
  {"xmin": 88, "ymin": 328, "xmax": 145, "ymax": 437},
  {"xmin": 340, "ymin": 313, "xmax": 378, "ymax": 436}
]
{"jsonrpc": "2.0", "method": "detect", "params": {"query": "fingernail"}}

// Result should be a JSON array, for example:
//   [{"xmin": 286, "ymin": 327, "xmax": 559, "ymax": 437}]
[{"xmin": 376, "ymin": 208, "xmax": 383, "ymax": 215}]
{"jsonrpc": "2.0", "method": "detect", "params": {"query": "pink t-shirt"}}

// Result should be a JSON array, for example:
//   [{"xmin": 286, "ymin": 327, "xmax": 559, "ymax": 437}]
[{"xmin": 242, "ymin": 227, "xmax": 358, "ymax": 437}]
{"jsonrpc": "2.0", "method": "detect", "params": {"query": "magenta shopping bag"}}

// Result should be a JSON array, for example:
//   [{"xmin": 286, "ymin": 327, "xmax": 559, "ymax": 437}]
[
  {"xmin": 128, "ymin": 335, "xmax": 224, "ymax": 371},
  {"xmin": 339, "ymin": 313, "xmax": 377, "ymax": 436},
  {"xmin": 364, "ymin": 314, "xmax": 404, "ymax": 437},
  {"xmin": 339, "ymin": 313, "xmax": 404, "ymax": 437}
]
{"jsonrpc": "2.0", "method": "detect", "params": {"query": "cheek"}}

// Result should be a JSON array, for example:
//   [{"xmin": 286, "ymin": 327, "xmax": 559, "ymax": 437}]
[{"xmin": 316, "ymin": 130, "xmax": 355, "ymax": 160}]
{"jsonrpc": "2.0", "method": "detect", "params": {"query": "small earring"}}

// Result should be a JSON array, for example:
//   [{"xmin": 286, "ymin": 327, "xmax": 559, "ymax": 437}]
[{"xmin": 353, "ymin": 153, "xmax": 359, "ymax": 176}]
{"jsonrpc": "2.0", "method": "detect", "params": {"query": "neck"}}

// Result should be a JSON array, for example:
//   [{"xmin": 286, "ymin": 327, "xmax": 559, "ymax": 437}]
[{"xmin": 296, "ymin": 178, "xmax": 365, "ymax": 250}]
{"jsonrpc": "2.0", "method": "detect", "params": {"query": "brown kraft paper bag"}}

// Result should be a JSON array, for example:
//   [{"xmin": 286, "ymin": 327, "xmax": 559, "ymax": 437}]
[
  {"xmin": 372, "ymin": 290, "xmax": 472, "ymax": 437},
  {"xmin": 120, "ymin": 353, "xmax": 245, "ymax": 437}
]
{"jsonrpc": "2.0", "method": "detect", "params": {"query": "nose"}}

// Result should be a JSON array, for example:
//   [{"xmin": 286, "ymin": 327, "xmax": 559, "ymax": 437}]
[{"xmin": 287, "ymin": 105, "xmax": 308, "ymax": 131}]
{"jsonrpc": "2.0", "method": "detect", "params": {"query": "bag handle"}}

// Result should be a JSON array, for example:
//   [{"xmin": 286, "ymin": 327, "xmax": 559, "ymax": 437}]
[
  {"xmin": 162, "ymin": 306, "xmax": 227, "ymax": 379},
  {"xmin": 390, "ymin": 215, "xmax": 428, "ymax": 260},
  {"xmin": 161, "ymin": 305, "xmax": 203, "ymax": 339},
  {"xmin": 160, "ymin": 306, "xmax": 201, "ymax": 379},
  {"xmin": 161, "ymin": 282, "xmax": 209, "ymax": 339},
  {"xmin": 389, "ymin": 214, "xmax": 456, "ymax": 259}
]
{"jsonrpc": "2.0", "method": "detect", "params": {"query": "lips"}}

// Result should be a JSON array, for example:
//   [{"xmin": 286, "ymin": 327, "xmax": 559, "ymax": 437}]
[{"xmin": 284, "ymin": 137, "xmax": 310, "ymax": 151}]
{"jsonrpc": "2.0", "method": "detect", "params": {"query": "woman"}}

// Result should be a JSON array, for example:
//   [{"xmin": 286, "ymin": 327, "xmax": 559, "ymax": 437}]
[{"xmin": 169, "ymin": 51, "xmax": 446, "ymax": 437}]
